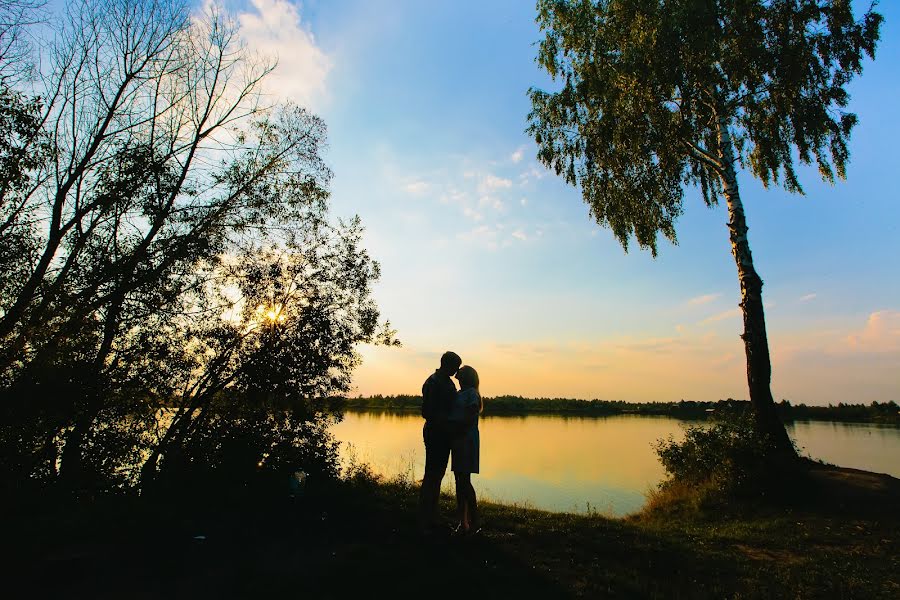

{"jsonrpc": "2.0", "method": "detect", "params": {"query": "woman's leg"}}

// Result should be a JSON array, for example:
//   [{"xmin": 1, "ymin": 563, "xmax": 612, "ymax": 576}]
[
  {"xmin": 454, "ymin": 472, "xmax": 470, "ymax": 529},
  {"xmin": 466, "ymin": 479, "xmax": 479, "ymax": 530}
]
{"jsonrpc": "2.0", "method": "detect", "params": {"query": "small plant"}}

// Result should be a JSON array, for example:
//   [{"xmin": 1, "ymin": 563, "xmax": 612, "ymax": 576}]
[
  {"xmin": 341, "ymin": 444, "xmax": 381, "ymax": 487},
  {"xmin": 652, "ymin": 410, "xmax": 798, "ymax": 509}
]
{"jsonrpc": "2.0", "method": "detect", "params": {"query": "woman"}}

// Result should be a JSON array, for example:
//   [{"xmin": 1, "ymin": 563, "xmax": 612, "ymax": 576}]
[{"xmin": 449, "ymin": 365, "xmax": 483, "ymax": 534}]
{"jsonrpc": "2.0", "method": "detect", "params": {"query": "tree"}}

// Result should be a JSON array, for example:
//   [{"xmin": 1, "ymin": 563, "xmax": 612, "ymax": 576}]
[
  {"xmin": 0, "ymin": 0, "xmax": 398, "ymax": 491},
  {"xmin": 0, "ymin": 0, "xmax": 45, "ymax": 84},
  {"xmin": 528, "ymin": 0, "xmax": 882, "ymax": 454}
]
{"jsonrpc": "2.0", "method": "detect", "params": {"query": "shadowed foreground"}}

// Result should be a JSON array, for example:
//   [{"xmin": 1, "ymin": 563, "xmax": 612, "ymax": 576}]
[{"xmin": 4, "ymin": 463, "xmax": 898, "ymax": 599}]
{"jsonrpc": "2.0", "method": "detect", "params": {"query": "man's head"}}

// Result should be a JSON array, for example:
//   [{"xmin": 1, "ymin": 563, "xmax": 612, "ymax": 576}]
[{"xmin": 438, "ymin": 351, "xmax": 462, "ymax": 376}]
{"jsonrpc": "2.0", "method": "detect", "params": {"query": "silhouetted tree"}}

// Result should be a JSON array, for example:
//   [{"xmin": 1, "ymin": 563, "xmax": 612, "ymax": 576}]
[
  {"xmin": 528, "ymin": 0, "xmax": 882, "ymax": 454},
  {"xmin": 0, "ymin": 0, "xmax": 397, "ymax": 491}
]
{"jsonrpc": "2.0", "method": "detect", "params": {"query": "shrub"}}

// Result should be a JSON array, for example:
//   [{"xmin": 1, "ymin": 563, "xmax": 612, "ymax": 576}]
[{"xmin": 653, "ymin": 411, "xmax": 797, "ymax": 506}]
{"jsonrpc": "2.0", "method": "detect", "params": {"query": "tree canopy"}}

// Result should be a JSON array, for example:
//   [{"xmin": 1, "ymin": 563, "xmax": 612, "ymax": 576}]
[
  {"xmin": 529, "ymin": 0, "xmax": 883, "ymax": 255},
  {"xmin": 528, "ymin": 0, "xmax": 882, "ymax": 451},
  {"xmin": 0, "ymin": 0, "xmax": 397, "ymax": 492}
]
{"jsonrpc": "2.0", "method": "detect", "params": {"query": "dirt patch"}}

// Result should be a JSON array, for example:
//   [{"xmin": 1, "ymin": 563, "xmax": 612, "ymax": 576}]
[
  {"xmin": 733, "ymin": 543, "xmax": 805, "ymax": 565},
  {"xmin": 803, "ymin": 460, "xmax": 900, "ymax": 516}
]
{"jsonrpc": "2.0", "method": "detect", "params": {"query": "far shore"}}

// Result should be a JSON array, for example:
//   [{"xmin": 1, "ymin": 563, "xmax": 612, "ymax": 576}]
[{"xmin": 340, "ymin": 395, "xmax": 900, "ymax": 425}]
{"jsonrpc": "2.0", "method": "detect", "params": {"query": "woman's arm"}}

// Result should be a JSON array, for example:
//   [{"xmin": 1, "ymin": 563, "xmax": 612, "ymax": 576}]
[{"xmin": 462, "ymin": 390, "xmax": 481, "ymax": 426}]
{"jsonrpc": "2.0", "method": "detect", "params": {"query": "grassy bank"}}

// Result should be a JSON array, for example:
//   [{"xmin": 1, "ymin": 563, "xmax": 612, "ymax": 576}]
[
  {"xmin": 6, "ymin": 463, "xmax": 898, "ymax": 599},
  {"xmin": 342, "ymin": 395, "xmax": 900, "ymax": 425}
]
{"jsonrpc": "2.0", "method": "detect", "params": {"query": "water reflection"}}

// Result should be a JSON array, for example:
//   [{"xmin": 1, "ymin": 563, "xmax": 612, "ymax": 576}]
[
  {"xmin": 333, "ymin": 413, "xmax": 682, "ymax": 515},
  {"xmin": 333, "ymin": 412, "xmax": 900, "ymax": 516},
  {"xmin": 787, "ymin": 420, "xmax": 900, "ymax": 477}
]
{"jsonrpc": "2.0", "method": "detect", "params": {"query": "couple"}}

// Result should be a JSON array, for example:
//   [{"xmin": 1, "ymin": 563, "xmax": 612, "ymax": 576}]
[{"xmin": 418, "ymin": 351, "xmax": 483, "ymax": 536}]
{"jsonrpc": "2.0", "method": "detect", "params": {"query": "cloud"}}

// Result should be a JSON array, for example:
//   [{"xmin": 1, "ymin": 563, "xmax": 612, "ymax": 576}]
[
  {"xmin": 510, "ymin": 146, "xmax": 526, "ymax": 163},
  {"xmin": 457, "ymin": 223, "xmax": 534, "ymax": 250},
  {"xmin": 519, "ymin": 163, "xmax": 549, "ymax": 185},
  {"xmin": 462, "ymin": 206, "xmax": 484, "ymax": 221},
  {"xmin": 478, "ymin": 195, "xmax": 505, "ymax": 211},
  {"xmin": 353, "ymin": 312, "xmax": 900, "ymax": 404},
  {"xmin": 235, "ymin": 0, "xmax": 332, "ymax": 109},
  {"xmin": 404, "ymin": 180, "xmax": 429, "ymax": 195},
  {"xmin": 479, "ymin": 174, "xmax": 513, "ymax": 193},
  {"xmin": 687, "ymin": 293, "xmax": 721, "ymax": 306},
  {"xmin": 799, "ymin": 293, "xmax": 817, "ymax": 303},
  {"xmin": 701, "ymin": 307, "xmax": 741, "ymax": 324},
  {"xmin": 458, "ymin": 224, "xmax": 501, "ymax": 250},
  {"xmin": 700, "ymin": 301, "xmax": 774, "ymax": 325},
  {"xmin": 846, "ymin": 310, "xmax": 900, "ymax": 353}
]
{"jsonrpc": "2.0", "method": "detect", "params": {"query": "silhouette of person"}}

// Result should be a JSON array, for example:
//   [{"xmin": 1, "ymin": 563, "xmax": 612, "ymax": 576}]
[
  {"xmin": 449, "ymin": 365, "xmax": 482, "ymax": 534},
  {"xmin": 418, "ymin": 351, "xmax": 461, "ymax": 535}
]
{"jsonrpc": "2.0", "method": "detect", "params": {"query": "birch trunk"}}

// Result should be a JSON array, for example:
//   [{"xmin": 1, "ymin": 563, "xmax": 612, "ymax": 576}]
[{"xmin": 717, "ymin": 121, "xmax": 796, "ymax": 456}]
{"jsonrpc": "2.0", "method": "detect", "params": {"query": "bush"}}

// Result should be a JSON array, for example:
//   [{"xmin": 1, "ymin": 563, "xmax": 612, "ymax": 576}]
[{"xmin": 653, "ymin": 411, "xmax": 797, "ymax": 507}]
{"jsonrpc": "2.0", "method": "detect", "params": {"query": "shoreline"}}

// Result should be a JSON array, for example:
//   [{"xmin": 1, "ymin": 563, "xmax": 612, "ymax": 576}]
[
  {"xmin": 341, "ymin": 405, "xmax": 900, "ymax": 426},
  {"xmin": 8, "ymin": 462, "xmax": 898, "ymax": 598}
]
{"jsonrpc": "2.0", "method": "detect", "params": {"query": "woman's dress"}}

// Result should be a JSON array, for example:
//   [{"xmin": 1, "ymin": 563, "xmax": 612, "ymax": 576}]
[{"xmin": 449, "ymin": 387, "xmax": 480, "ymax": 474}]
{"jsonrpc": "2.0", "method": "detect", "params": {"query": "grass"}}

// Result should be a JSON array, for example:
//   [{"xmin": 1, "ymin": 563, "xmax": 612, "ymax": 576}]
[{"xmin": 4, "ymin": 462, "xmax": 897, "ymax": 599}]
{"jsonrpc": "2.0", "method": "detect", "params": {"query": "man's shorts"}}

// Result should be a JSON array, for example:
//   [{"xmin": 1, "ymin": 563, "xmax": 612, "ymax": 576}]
[{"xmin": 423, "ymin": 422, "xmax": 451, "ymax": 477}]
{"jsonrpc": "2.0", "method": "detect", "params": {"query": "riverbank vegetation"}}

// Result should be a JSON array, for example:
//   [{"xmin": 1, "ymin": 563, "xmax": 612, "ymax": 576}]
[
  {"xmin": 342, "ymin": 395, "xmax": 900, "ymax": 424},
  {"xmin": 7, "ymin": 454, "xmax": 897, "ymax": 599},
  {"xmin": 1, "ymin": 2, "xmax": 896, "ymax": 597},
  {"xmin": 0, "ymin": 0, "xmax": 395, "ymax": 498}
]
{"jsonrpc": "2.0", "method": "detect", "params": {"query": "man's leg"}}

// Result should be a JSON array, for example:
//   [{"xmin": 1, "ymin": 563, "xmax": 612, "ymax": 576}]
[{"xmin": 418, "ymin": 425, "xmax": 450, "ymax": 532}]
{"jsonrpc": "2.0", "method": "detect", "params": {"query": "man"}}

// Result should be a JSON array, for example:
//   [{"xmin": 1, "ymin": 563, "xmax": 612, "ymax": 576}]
[{"xmin": 418, "ymin": 350, "xmax": 462, "ymax": 534}]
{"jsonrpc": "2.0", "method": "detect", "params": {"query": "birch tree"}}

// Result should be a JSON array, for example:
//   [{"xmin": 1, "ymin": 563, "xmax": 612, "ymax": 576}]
[{"xmin": 528, "ymin": 0, "xmax": 882, "ymax": 454}]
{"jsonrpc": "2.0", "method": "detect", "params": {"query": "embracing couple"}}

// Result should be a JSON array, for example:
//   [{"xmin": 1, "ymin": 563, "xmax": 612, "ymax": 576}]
[{"xmin": 418, "ymin": 351, "xmax": 483, "ymax": 537}]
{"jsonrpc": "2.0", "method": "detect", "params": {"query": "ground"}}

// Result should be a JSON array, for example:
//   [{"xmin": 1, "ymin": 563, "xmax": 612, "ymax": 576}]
[{"xmin": 3, "ymin": 462, "xmax": 897, "ymax": 599}]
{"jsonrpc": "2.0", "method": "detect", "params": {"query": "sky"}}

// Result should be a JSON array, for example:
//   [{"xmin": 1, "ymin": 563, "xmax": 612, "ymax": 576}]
[{"xmin": 219, "ymin": 0, "xmax": 899, "ymax": 405}]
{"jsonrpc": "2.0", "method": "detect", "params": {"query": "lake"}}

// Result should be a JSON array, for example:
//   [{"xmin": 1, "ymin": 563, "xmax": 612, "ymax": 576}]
[{"xmin": 332, "ymin": 412, "xmax": 900, "ymax": 516}]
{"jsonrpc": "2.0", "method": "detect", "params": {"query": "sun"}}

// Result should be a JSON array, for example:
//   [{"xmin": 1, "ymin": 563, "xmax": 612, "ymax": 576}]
[{"xmin": 257, "ymin": 304, "xmax": 286, "ymax": 323}]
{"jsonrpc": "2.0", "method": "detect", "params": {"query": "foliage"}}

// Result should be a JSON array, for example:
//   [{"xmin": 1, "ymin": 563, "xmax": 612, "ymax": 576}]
[
  {"xmin": 653, "ymin": 411, "xmax": 797, "ymax": 503},
  {"xmin": 527, "ymin": 0, "xmax": 882, "ymax": 450},
  {"xmin": 0, "ymin": 0, "xmax": 397, "ymax": 496},
  {"xmin": 343, "ymin": 395, "xmax": 900, "ymax": 423},
  {"xmin": 528, "ymin": 0, "xmax": 883, "ymax": 254},
  {"xmin": 780, "ymin": 399, "xmax": 899, "ymax": 423}
]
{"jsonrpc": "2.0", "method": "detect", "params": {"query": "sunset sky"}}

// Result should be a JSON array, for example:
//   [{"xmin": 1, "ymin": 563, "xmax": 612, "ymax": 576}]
[{"xmin": 223, "ymin": 0, "xmax": 899, "ymax": 405}]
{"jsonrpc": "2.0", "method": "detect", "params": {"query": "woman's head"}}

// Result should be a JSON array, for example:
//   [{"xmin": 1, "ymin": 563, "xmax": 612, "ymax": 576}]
[{"xmin": 455, "ymin": 365, "xmax": 479, "ymax": 391}]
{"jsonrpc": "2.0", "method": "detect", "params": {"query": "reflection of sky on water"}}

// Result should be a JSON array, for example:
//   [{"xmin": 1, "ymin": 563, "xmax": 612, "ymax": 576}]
[
  {"xmin": 333, "ymin": 413, "xmax": 679, "ymax": 516},
  {"xmin": 332, "ymin": 413, "xmax": 900, "ymax": 516},
  {"xmin": 787, "ymin": 420, "xmax": 900, "ymax": 478}
]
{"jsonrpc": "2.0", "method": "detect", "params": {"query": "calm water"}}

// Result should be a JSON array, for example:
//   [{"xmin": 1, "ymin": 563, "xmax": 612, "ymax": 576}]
[{"xmin": 332, "ymin": 412, "xmax": 900, "ymax": 516}]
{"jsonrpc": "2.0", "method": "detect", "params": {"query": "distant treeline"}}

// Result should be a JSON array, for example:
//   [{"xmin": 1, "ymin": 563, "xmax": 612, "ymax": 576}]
[{"xmin": 340, "ymin": 395, "xmax": 900, "ymax": 424}]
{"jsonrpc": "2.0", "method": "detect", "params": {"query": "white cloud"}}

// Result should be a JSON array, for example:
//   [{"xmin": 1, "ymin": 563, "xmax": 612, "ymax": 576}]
[
  {"xmin": 458, "ymin": 223, "xmax": 534, "ymax": 250},
  {"xmin": 687, "ymin": 293, "xmax": 721, "ymax": 306},
  {"xmin": 462, "ymin": 206, "xmax": 483, "ymax": 221},
  {"xmin": 701, "ymin": 307, "xmax": 741, "ymax": 324},
  {"xmin": 404, "ymin": 180, "xmax": 429, "ymax": 196},
  {"xmin": 701, "ymin": 301, "xmax": 774, "ymax": 325},
  {"xmin": 799, "ymin": 293, "xmax": 817, "ymax": 303},
  {"xmin": 519, "ymin": 163, "xmax": 548, "ymax": 185},
  {"xmin": 520, "ymin": 197, "xmax": 528, "ymax": 207},
  {"xmin": 236, "ymin": 0, "xmax": 332, "ymax": 109},
  {"xmin": 510, "ymin": 146, "xmax": 526, "ymax": 164},
  {"xmin": 478, "ymin": 195, "xmax": 505, "ymax": 211},
  {"xmin": 458, "ymin": 224, "xmax": 499, "ymax": 250},
  {"xmin": 479, "ymin": 174, "xmax": 513, "ymax": 193}
]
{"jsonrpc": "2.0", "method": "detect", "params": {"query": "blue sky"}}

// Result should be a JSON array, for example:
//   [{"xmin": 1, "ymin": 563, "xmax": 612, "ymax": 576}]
[{"xmin": 225, "ymin": 0, "xmax": 898, "ymax": 404}]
